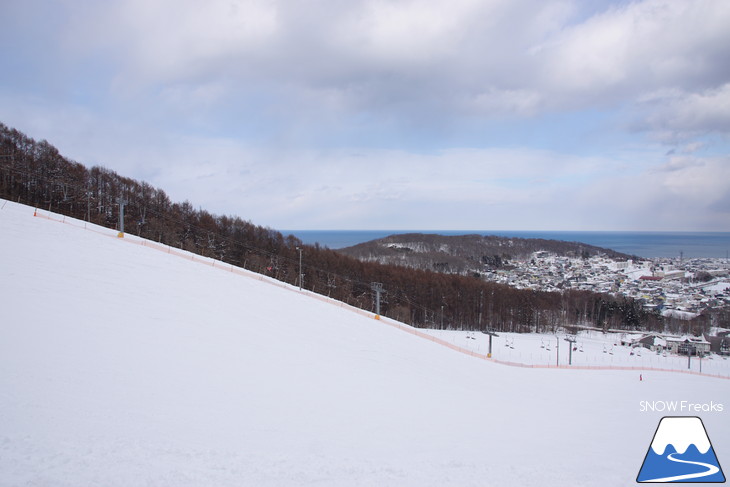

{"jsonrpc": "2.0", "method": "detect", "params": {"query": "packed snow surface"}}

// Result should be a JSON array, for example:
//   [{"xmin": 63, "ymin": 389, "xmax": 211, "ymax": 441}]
[{"xmin": 1, "ymin": 200, "xmax": 728, "ymax": 486}]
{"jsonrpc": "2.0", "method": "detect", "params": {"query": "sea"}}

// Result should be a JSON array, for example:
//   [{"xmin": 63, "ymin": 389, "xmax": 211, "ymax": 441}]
[{"xmin": 281, "ymin": 230, "xmax": 730, "ymax": 259}]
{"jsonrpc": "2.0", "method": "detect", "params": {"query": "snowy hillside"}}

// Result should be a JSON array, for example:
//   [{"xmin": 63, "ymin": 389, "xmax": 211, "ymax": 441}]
[{"xmin": 1, "ymin": 199, "xmax": 728, "ymax": 487}]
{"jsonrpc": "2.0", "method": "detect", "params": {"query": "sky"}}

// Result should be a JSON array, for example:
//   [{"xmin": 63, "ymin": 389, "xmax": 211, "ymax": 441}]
[{"xmin": 1, "ymin": 0, "xmax": 729, "ymax": 232}]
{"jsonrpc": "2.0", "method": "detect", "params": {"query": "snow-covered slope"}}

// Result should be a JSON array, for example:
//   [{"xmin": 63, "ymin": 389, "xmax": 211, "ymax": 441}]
[
  {"xmin": 422, "ymin": 329, "xmax": 730, "ymax": 376},
  {"xmin": 1, "ymin": 200, "xmax": 728, "ymax": 486}
]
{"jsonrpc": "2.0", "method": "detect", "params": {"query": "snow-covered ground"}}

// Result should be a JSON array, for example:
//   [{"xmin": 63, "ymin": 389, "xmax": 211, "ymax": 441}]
[
  {"xmin": 421, "ymin": 329, "xmax": 730, "ymax": 377},
  {"xmin": 1, "ymin": 199, "xmax": 728, "ymax": 486},
  {"xmin": 704, "ymin": 281, "xmax": 730, "ymax": 294}
]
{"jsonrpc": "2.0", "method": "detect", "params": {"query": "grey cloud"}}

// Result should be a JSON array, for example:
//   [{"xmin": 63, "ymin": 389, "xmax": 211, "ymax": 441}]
[
  {"xmin": 2, "ymin": 0, "xmax": 729, "ymax": 231},
  {"xmin": 632, "ymin": 84, "xmax": 730, "ymax": 145},
  {"xmin": 33, "ymin": 0, "xmax": 727, "ymax": 142}
]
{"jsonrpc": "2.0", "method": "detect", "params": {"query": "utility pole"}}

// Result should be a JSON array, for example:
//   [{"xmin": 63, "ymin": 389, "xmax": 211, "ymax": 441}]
[
  {"xmin": 296, "ymin": 247, "xmax": 303, "ymax": 290},
  {"xmin": 117, "ymin": 197, "xmax": 127, "ymax": 238},
  {"xmin": 371, "ymin": 282, "xmax": 383, "ymax": 319}
]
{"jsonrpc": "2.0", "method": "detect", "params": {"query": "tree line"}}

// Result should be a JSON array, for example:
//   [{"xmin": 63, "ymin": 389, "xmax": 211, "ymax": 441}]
[{"xmin": 1, "ymin": 122, "xmax": 666, "ymax": 333}]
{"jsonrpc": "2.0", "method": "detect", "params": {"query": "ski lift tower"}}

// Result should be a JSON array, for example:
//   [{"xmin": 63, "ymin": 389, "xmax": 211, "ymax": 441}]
[
  {"xmin": 564, "ymin": 335, "xmax": 577, "ymax": 365},
  {"xmin": 371, "ymin": 282, "xmax": 383, "ymax": 320},
  {"xmin": 481, "ymin": 327, "xmax": 499, "ymax": 358},
  {"xmin": 296, "ymin": 247, "xmax": 304, "ymax": 290},
  {"xmin": 116, "ymin": 197, "xmax": 127, "ymax": 238}
]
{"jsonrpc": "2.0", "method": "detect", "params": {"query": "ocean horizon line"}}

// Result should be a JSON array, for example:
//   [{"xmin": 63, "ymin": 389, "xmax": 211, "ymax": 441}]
[
  {"xmin": 281, "ymin": 229, "xmax": 730, "ymax": 259},
  {"xmin": 281, "ymin": 229, "xmax": 730, "ymax": 235}
]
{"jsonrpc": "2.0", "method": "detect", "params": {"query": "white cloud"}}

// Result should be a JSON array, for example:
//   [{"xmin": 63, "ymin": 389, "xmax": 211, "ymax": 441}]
[
  {"xmin": 568, "ymin": 153, "xmax": 730, "ymax": 231},
  {"xmin": 333, "ymin": 0, "xmax": 485, "ymax": 66},
  {"xmin": 4, "ymin": 86, "xmax": 727, "ymax": 231},
  {"xmin": 2, "ymin": 0, "xmax": 729, "ymax": 231},
  {"xmin": 535, "ymin": 0, "xmax": 730, "ymax": 99},
  {"xmin": 49, "ymin": 0, "xmax": 730, "ymax": 131},
  {"xmin": 637, "ymin": 84, "xmax": 730, "ymax": 141},
  {"xmin": 469, "ymin": 88, "xmax": 543, "ymax": 117},
  {"xmin": 73, "ymin": 0, "xmax": 280, "ymax": 87},
  {"xmin": 653, "ymin": 155, "xmax": 730, "ymax": 202}
]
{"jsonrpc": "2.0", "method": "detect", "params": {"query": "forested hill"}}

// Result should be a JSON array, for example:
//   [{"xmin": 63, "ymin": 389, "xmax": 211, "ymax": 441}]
[
  {"xmin": 0, "ymin": 122, "xmax": 664, "ymax": 333},
  {"xmin": 338, "ymin": 233, "xmax": 637, "ymax": 274}
]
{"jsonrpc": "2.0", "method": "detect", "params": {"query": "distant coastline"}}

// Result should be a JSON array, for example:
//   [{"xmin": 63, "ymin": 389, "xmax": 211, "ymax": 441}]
[{"xmin": 282, "ymin": 230, "xmax": 730, "ymax": 259}]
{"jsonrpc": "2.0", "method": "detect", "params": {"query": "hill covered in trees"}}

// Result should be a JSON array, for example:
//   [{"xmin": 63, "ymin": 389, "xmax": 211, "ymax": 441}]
[
  {"xmin": 338, "ymin": 233, "xmax": 637, "ymax": 274},
  {"xmin": 1, "ymin": 122, "xmax": 664, "ymax": 333}
]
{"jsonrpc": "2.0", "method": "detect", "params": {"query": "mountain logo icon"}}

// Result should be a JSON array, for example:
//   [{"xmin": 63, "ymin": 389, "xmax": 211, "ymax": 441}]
[{"xmin": 637, "ymin": 416, "xmax": 725, "ymax": 483}]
